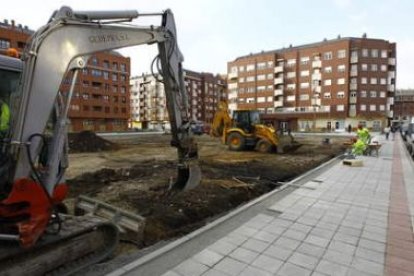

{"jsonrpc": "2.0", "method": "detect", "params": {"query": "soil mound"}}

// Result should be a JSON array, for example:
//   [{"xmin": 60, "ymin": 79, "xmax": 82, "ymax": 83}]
[{"xmin": 68, "ymin": 131, "xmax": 118, "ymax": 153}]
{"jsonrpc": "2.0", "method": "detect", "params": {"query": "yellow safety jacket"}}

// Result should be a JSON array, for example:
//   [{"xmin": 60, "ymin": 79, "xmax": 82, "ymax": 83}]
[{"xmin": 0, "ymin": 101, "xmax": 10, "ymax": 133}]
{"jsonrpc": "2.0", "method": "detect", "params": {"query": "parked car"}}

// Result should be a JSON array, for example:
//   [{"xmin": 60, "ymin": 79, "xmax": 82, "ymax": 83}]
[{"xmin": 190, "ymin": 121, "xmax": 204, "ymax": 135}]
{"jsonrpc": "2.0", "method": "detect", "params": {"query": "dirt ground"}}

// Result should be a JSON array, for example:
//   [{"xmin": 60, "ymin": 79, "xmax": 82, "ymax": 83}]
[{"xmin": 65, "ymin": 133, "xmax": 348, "ymax": 253}]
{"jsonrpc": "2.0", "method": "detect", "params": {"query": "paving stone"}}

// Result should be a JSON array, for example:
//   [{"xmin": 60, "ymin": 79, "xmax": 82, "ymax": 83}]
[
  {"xmin": 315, "ymin": 259, "xmax": 349, "ymax": 276},
  {"xmin": 173, "ymin": 259, "xmax": 209, "ymax": 276},
  {"xmin": 304, "ymin": 235, "xmax": 330, "ymax": 248},
  {"xmin": 229, "ymin": 247, "xmax": 259, "ymax": 264},
  {"xmin": 360, "ymin": 230, "xmax": 386, "ymax": 243},
  {"xmin": 282, "ymin": 228, "xmax": 308, "ymax": 241},
  {"xmin": 332, "ymin": 232, "xmax": 359, "ymax": 246},
  {"xmin": 328, "ymin": 240, "xmax": 356, "ymax": 256},
  {"xmin": 351, "ymin": 257, "xmax": 384, "ymax": 275},
  {"xmin": 254, "ymin": 230, "xmax": 279, "ymax": 243},
  {"xmin": 277, "ymin": 262, "xmax": 312, "ymax": 276},
  {"xmin": 322, "ymin": 249, "xmax": 353, "ymax": 266},
  {"xmin": 251, "ymin": 254, "xmax": 284, "ymax": 274},
  {"xmin": 225, "ymin": 232, "xmax": 249, "ymax": 246},
  {"xmin": 239, "ymin": 266, "xmax": 273, "ymax": 276},
  {"xmin": 193, "ymin": 249, "xmax": 224, "ymax": 267},
  {"xmin": 242, "ymin": 238, "xmax": 270, "ymax": 253},
  {"xmin": 287, "ymin": 251, "xmax": 319, "ymax": 270},
  {"xmin": 160, "ymin": 271, "xmax": 181, "ymax": 276},
  {"xmin": 309, "ymin": 227, "xmax": 335, "ymax": 240},
  {"xmin": 262, "ymin": 224, "xmax": 286, "ymax": 236},
  {"xmin": 355, "ymin": 247, "xmax": 385, "ymax": 264},
  {"xmin": 278, "ymin": 212, "xmax": 300, "ymax": 221},
  {"xmin": 273, "ymin": 236, "xmax": 301, "ymax": 250},
  {"xmin": 213, "ymin": 257, "xmax": 247, "ymax": 276},
  {"xmin": 201, "ymin": 269, "xmax": 230, "ymax": 276},
  {"xmin": 297, "ymin": 216, "xmax": 319, "ymax": 226},
  {"xmin": 263, "ymin": 245, "xmax": 293, "ymax": 261},
  {"xmin": 271, "ymin": 218, "xmax": 294, "ymax": 228},
  {"xmin": 337, "ymin": 225, "xmax": 362, "ymax": 237},
  {"xmin": 208, "ymin": 239, "xmax": 238, "ymax": 255},
  {"xmin": 233, "ymin": 225, "xmax": 259, "ymax": 237},
  {"xmin": 289, "ymin": 222, "xmax": 313, "ymax": 234},
  {"xmin": 296, "ymin": 242, "xmax": 326, "ymax": 258},
  {"xmin": 345, "ymin": 268, "xmax": 376, "ymax": 276},
  {"xmin": 358, "ymin": 238, "xmax": 386, "ymax": 253},
  {"xmin": 316, "ymin": 221, "xmax": 339, "ymax": 231}
]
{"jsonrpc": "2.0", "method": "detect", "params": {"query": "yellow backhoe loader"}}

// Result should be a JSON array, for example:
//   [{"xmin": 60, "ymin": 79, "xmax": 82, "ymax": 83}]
[{"xmin": 210, "ymin": 102, "xmax": 301, "ymax": 153}]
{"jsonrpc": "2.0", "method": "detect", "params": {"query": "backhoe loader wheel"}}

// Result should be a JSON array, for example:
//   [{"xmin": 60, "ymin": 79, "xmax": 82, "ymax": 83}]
[
  {"xmin": 256, "ymin": 139, "xmax": 273, "ymax": 153},
  {"xmin": 227, "ymin": 132, "xmax": 245, "ymax": 151}
]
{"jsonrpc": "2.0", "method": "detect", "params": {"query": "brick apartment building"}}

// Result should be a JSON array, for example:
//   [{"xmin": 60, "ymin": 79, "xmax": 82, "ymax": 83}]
[
  {"xmin": 394, "ymin": 89, "xmax": 414, "ymax": 122},
  {"xmin": 0, "ymin": 19, "xmax": 131, "ymax": 132},
  {"xmin": 227, "ymin": 36, "xmax": 396, "ymax": 132},
  {"xmin": 130, "ymin": 70, "xmax": 226, "ymax": 130}
]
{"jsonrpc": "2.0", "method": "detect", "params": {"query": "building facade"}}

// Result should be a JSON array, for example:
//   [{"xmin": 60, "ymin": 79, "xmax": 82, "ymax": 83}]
[
  {"xmin": 130, "ymin": 70, "xmax": 226, "ymax": 130},
  {"xmin": 1, "ymin": 19, "xmax": 131, "ymax": 132},
  {"xmin": 394, "ymin": 89, "xmax": 414, "ymax": 123},
  {"xmin": 227, "ymin": 36, "xmax": 396, "ymax": 132}
]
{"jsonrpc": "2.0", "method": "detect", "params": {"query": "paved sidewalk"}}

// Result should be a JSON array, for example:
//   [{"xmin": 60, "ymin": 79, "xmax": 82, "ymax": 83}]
[{"xmin": 109, "ymin": 134, "xmax": 414, "ymax": 276}]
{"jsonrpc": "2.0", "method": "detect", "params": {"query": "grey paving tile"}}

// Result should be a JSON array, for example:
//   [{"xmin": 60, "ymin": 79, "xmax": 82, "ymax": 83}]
[
  {"xmin": 328, "ymin": 240, "xmax": 356, "ymax": 256},
  {"xmin": 323, "ymin": 249, "xmax": 353, "ymax": 266},
  {"xmin": 233, "ymin": 225, "xmax": 259, "ymax": 237},
  {"xmin": 278, "ymin": 212, "xmax": 300, "ymax": 221},
  {"xmin": 277, "ymin": 262, "xmax": 312, "ymax": 276},
  {"xmin": 355, "ymin": 247, "xmax": 385, "ymax": 265},
  {"xmin": 358, "ymin": 238, "xmax": 386, "ymax": 253},
  {"xmin": 315, "ymin": 259, "xmax": 349, "ymax": 276},
  {"xmin": 173, "ymin": 259, "xmax": 209, "ymax": 276},
  {"xmin": 254, "ymin": 230, "xmax": 279, "ymax": 243},
  {"xmin": 213, "ymin": 257, "xmax": 247, "ymax": 276},
  {"xmin": 274, "ymin": 236, "xmax": 301, "ymax": 250},
  {"xmin": 351, "ymin": 257, "xmax": 384, "ymax": 275},
  {"xmin": 251, "ymin": 254, "xmax": 284, "ymax": 274},
  {"xmin": 360, "ymin": 230, "xmax": 386, "ymax": 243},
  {"xmin": 244, "ymin": 219, "xmax": 269, "ymax": 230},
  {"xmin": 288, "ymin": 251, "xmax": 319, "ymax": 271},
  {"xmin": 345, "ymin": 268, "xmax": 375, "ymax": 276},
  {"xmin": 363, "ymin": 224, "xmax": 387, "ymax": 236},
  {"xmin": 242, "ymin": 238, "xmax": 270, "ymax": 253},
  {"xmin": 282, "ymin": 228, "xmax": 308, "ymax": 241},
  {"xmin": 304, "ymin": 235, "xmax": 330, "ymax": 248},
  {"xmin": 160, "ymin": 271, "xmax": 181, "ymax": 276},
  {"xmin": 364, "ymin": 218, "xmax": 387, "ymax": 228},
  {"xmin": 289, "ymin": 222, "xmax": 313, "ymax": 234},
  {"xmin": 229, "ymin": 247, "xmax": 259, "ymax": 264},
  {"xmin": 297, "ymin": 216, "xmax": 319, "ymax": 226},
  {"xmin": 316, "ymin": 221, "xmax": 339, "ymax": 231},
  {"xmin": 200, "ymin": 269, "xmax": 229, "ymax": 276},
  {"xmin": 333, "ymin": 232, "xmax": 359, "ymax": 246},
  {"xmin": 193, "ymin": 249, "xmax": 224, "ymax": 267},
  {"xmin": 310, "ymin": 227, "xmax": 335, "ymax": 240},
  {"xmin": 311, "ymin": 272, "xmax": 328, "ymax": 276},
  {"xmin": 225, "ymin": 232, "xmax": 249, "ymax": 246},
  {"xmin": 208, "ymin": 239, "xmax": 238, "ymax": 255},
  {"xmin": 263, "ymin": 245, "xmax": 293, "ymax": 261},
  {"xmin": 337, "ymin": 225, "xmax": 362, "ymax": 237},
  {"xmin": 296, "ymin": 242, "xmax": 326, "ymax": 258},
  {"xmin": 262, "ymin": 224, "xmax": 286, "ymax": 236},
  {"xmin": 271, "ymin": 218, "xmax": 294, "ymax": 228},
  {"xmin": 239, "ymin": 266, "xmax": 273, "ymax": 276}
]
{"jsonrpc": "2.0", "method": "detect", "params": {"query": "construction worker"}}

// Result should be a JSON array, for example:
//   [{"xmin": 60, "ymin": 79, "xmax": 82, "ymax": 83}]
[
  {"xmin": 352, "ymin": 124, "xmax": 370, "ymax": 155},
  {"xmin": 0, "ymin": 97, "xmax": 10, "ymax": 137}
]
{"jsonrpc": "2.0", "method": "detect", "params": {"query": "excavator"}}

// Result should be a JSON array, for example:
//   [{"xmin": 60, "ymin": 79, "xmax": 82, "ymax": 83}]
[
  {"xmin": 0, "ymin": 6, "xmax": 201, "ymax": 275},
  {"xmin": 210, "ymin": 101, "xmax": 301, "ymax": 153}
]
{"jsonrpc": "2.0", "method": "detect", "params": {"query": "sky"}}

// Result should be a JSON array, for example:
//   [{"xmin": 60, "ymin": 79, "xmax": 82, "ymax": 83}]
[{"xmin": 2, "ymin": 0, "xmax": 414, "ymax": 88}]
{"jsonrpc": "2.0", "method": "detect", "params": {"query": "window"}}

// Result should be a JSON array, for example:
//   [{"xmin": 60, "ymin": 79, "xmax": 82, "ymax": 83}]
[
  {"xmin": 257, "ymin": 74, "xmax": 266, "ymax": 81},
  {"xmin": 267, "ymin": 96, "xmax": 273, "ymax": 102},
  {"xmin": 82, "ymin": 80, "xmax": 89, "ymax": 87},
  {"xmin": 257, "ymin": 86, "xmax": 266, "ymax": 91},
  {"xmin": 370, "ymin": 78, "xmax": 378, "ymax": 85},
  {"xmin": 337, "ymin": 91, "xmax": 345, "ymax": 98},
  {"xmin": 337, "ymin": 64, "xmax": 346, "ymax": 73},
  {"xmin": 337, "ymin": 50, "xmax": 346, "ymax": 59},
  {"xmin": 246, "ymin": 97, "xmax": 255, "ymax": 103},
  {"xmin": 286, "ymin": 83, "xmax": 296, "ymax": 90},
  {"xmin": 300, "ymin": 82, "xmax": 309, "ymax": 89},
  {"xmin": 380, "ymin": 78, "xmax": 387, "ymax": 85},
  {"xmin": 360, "ymin": 104, "xmax": 366, "ymax": 111},
  {"xmin": 121, "ymin": 86, "xmax": 126, "ymax": 93},
  {"xmin": 112, "ymin": 73, "xmax": 118, "ymax": 82},
  {"xmin": 379, "ymin": 105, "xmax": 385, "ymax": 111},
  {"xmin": 0, "ymin": 39, "xmax": 11, "ymax": 49},
  {"xmin": 238, "ymin": 66, "xmax": 244, "ymax": 72},
  {"xmin": 361, "ymin": 77, "xmax": 367, "ymax": 84},
  {"xmin": 230, "ymin": 66, "xmax": 237, "ymax": 73},
  {"xmin": 287, "ymin": 72, "xmax": 296, "ymax": 79},
  {"xmin": 238, "ymin": 88, "xmax": 245, "ymax": 93},
  {"xmin": 324, "ymin": 79, "xmax": 332, "ymax": 86},
  {"xmin": 371, "ymin": 64, "xmax": 378, "ymax": 71},
  {"xmin": 267, "ymin": 73, "xmax": 273, "ymax": 80},
  {"xmin": 70, "ymin": 104, "xmax": 80, "ymax": 111},
  {"xmin": 257, "ymin": 62, "xmax": 266, "ymax": 70},
  {"xmin": 120, "ymin": 75, "xmax": 126, "ymax": 82},
  {"xmin": 300, "ymin": 94, "xmax": 309, "ymax": 100},
  {"xmin": 300, "ymin": 56, "xmax": 310, "ymax": 65},
  {"xmin": 380, "ymin": 91, "xmax": 386, "ymax": 98},
  {"xmin": 91, "ymin": 57, "xmax": 98, "ymax": 65},
  {"xmin": 286, "ymin": 95, "xmax": 295, "ymax": 102},
  {"xmin": 324, "ymin": 92, "xmax": 331, "ymax": 99},
  {"xmin": 120, "ymin": 64, "xmax": 127, "ymax": 72},
  {"xmin": 362, "ymin": 49, "xmax": 369, "ymax": 57},
  {"xmin": 324, "ymin": 66, "xmax": 332, "ymax": 73},
  {"xmin": 112, "ymin": 85, "xmax": 118, "ymax": 93},
  {"xmin": 82, "ymin": 93, "xmax": 89, "ymax": 100},
  {"xmin": 337, "ymin": 78, "xmax": 346, "ymax": 85},
  {"xmin": 286, "ymin": 59, "xmax": 296, "ymax": 67},
  {"xmin": 267, "ymin": 61, "xmax": 273, "ymax": 68},
  {"xmin": 246, "ymin": 76, "xmax": 255, "ymax": 82},
  {"xmin": 103, "ymin": 60, "xmax": 110, "ymax": 68},
  {"xmin": 370, "ymin": 91, "xmax": 377, "ymax": 98},
  {"xmin": 246, "ymin": 64, "xmax": 255, "ymax": 71},
  {"xmin": 112, "ymin": 62, "xmax": 118, "ymax": 70},
  {"xmin": 103, "ymin": 71, "xmax": 109, "ymax": 80},
  {"xmin": 239, "ymin": 77, "xmax": 245, "ymax": 83},
  {"xmin": 371, "ymin": 49, "xmax": 378, "ymax": 58},
  {"xmin": 91, "ymin": 69, "xmax": 102, "ymax": 77},
  {"xmin": 323, "ymin": 52, "xmax": 332, "ymax": 60},
  {"xmin": 300, "ymin": 70, "xmax": 309, "ymax": 77},
  {"xmin": 351, "ymin": 50, "xmax": 358, "ymax": 58},
  {"xmin": 337, "ymin": 105, "xmax": 345, "ymax": 111},
  {"xmin": 361, "ymin": 64, "xmax": 368, "ymax": 71},
  {"xmin": 257, "ymin": 97, "xmax": 266, "ymax": 103},
  {"xmin": 350, "ymin": 91, "xmax": 357, "ymax": 97},
  {"xmin": 370, "ymin": 104, "xmax": 376, "ymax": 111},
  {"xmin": 246, "ymin": 87, "xmax": 255, "ymax": 93},
  {"xmin": 381, "ymin": 50, "xmax": 388, "ymax": 58},
  {"xmin": 381, "ymin": 64, "xmax": 387, "ymax": 72},
  {"xmin": 361, "ymin": 90, "xmax": 367, "ymax": 97},
  {"xmin": 267, "ymin": 85, "xmax": 273, "ymax": 90}
]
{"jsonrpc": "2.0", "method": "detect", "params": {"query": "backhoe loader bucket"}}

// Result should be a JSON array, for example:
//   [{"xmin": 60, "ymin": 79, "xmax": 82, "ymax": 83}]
[
  {"xmin": 171, "ymin": 162, "xmax": 202, "ymax": 191},
  {"xmin": 277, "ymin": 134, "xmax": 302, "ymax": 154}
]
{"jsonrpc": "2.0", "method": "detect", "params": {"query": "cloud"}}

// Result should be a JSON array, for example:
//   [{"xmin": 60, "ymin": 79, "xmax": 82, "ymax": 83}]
[{"xmin": 333, "ymin": 0, "xmax": 352, "ymax": 9}]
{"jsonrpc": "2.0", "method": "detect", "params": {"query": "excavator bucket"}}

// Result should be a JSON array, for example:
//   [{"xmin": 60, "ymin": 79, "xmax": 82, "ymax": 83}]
[
  {"xmin": 171, "ymin": 162, "xmax": 202, "ymax": 191},
  {"xmin": 277, "ymin": 134, "xmax": 302, "ymax": 154}
]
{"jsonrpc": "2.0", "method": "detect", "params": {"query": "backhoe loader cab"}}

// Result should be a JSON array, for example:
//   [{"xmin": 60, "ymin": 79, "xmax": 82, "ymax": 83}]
[{"xmin": 232, "ymin": 110, "xmax": 260, "ymax": 132}]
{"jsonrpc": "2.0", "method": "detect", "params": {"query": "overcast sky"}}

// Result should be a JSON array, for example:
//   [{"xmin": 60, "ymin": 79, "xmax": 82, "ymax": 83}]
[{"xmin": 2, "ymin": 0, "xmax": 414, "ymax": 88}]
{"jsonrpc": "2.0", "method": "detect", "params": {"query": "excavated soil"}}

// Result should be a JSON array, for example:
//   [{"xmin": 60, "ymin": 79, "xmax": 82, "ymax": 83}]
[
  {"xmin": 65, "ymin": 134, "xmax": 347, "ymax": 251},
  {"xmin": 68, "ymin": 131, "xmax": 119, "ymax": 153}
]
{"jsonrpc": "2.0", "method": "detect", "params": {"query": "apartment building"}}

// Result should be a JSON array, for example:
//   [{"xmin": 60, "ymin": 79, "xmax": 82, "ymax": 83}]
[
  {"xmin": 1, "ymin": 19, "xmax": 131, "ymax": 132},
  {"xmin": 130, "ymin": 70, "xmax": 226, "ymax": 130},
  {"xmin": 394, "ymin": 89, "xmax": 414, "ymax": 122},
  {"xmin": 227, "ymin": 36, "xmax": 396, "ymax": 132}
]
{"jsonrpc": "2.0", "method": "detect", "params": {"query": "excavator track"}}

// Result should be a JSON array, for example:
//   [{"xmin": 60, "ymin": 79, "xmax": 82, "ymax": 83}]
[{"xmin": 0, "ymin": 215, "xmax": 118, "ymax": 276}]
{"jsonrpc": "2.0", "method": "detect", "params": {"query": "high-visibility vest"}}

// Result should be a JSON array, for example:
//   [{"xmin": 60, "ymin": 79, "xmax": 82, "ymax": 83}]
[{"xmin": 0, "ymin": 101, "xmax": 10, "ymax": 132}]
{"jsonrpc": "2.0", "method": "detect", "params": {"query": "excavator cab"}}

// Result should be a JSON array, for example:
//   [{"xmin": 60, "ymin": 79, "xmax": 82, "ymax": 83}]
[{"xmin": 232, "ymin": 110, "xmax": 260, "ymax": 133}]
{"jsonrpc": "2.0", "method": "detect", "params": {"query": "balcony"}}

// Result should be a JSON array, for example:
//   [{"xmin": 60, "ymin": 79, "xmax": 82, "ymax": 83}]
[
  {"xmin": 388, "ymin": 58, "xmax": 396, "ymax": 66},
  {"xmin": 228, "ymin": 72, "xmax": 238, "ymax": 80},
  {"xmin": 312, "ymin": 86, "xmax": 321, "ymax": 93},
  {"xmin": 349, "ymin": 105, "xmax": 356, "ymax": 117},
  {"xmin": 350, "ymin": 83, "xmax": 357, "ymax": 90},
  {"xmin": 274, "ymin": 77, "xmax": 284, "ymax": 85},
  {"xmin": 311, "ymin": 72, "xmax": 322, "ymax": 80},
  {"xmin": 350, "ymin": 70, "xmax": 358, "ymax": 77},
  {"xmin": 274, "ymin": 100, "xmax": 283, "ymax": 108},
  {"xmin": 312, "ymin": 60, "xmax": 322, "ymax": 68},
  {"xmin": 274, "ymin": 66, "xmax": 284, "ymax": 74},
  {"xmin": 387, "ymin": 97, "xmax": 394, "ymax": 105},
  {"xmin": 387, "ymin": 84, "xmax": 395, "ymax": 92},
  {"xmin": 349, "ymin": 97, "xmax": 357, "ymax": 104},
  {"xmin": 274, "ymin": 89, "xmax": 283, "ymax": 96},
  {"xmin": 350, "ymin": 56, "xmax": 358, "ymax": 63},
  {"xmin": 388, "ymin": 71, "xmax": 396, "ymax": 78},
  {"xmin": 387, "ymin": 110, "xmax": 394, "ymax": 118},
  {"xmin": 311, "ymin": 98, "xmax": 321, "ymax": 107}
]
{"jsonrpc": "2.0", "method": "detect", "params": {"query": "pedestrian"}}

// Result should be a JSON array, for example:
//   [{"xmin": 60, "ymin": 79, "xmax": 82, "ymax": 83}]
[
  {"xmin": 391, "ymin": 125, "xmax": 396, "ymax": 141},
  {"xmin": 384, "ymin": 126, "xmax": 390, "ymax": 140},
  {"xmin": 0, "ymin": 97, "xmax": 10, "ymax": 138},
  {"xmin": 347, "ymin": 124, "xmax": 352, "ymax": 133}
]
